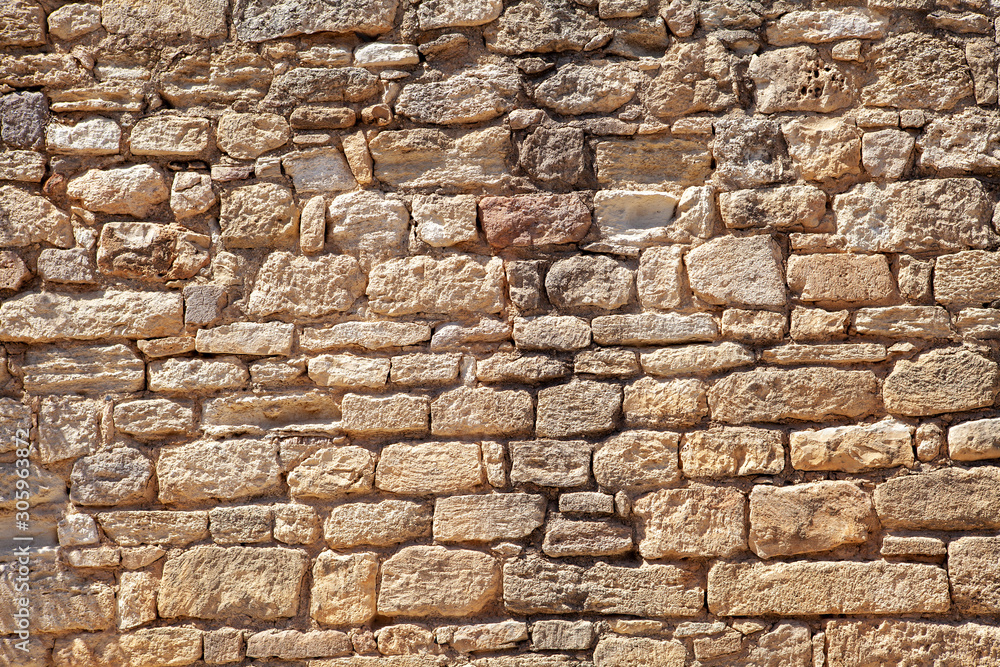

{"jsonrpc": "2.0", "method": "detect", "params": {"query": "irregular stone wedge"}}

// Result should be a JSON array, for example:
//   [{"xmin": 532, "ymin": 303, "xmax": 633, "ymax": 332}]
[
  {"xmin": 433, "ymin": 494, "xmax": 547, "ymax": 543},
  {"xmin": 0, "ymin": 290, "xmax": 183, "ymax": 342},
  {"xmin": 873, "ymin": 466, "xmax": 1000, "ymax": 531},
  {"xmin": 883, "ymin": 348, "xmax": 999, "ymax": 417},
  {"xmin": 159, "ymin": 546, "xmax": 308, "ymax": 620},
  {"xmin": 633, "ymin": 487, "xmax": 747, "ymax": 559},
  {"xmin": 378, "ymin": 546, "xmax": 499, "ymax": 617},
  {"xmin": 707, "ymin": 560, "xmax": 950, "ymax": 616},
  {"xmin": 825, "ymin": 620, "xmax": 1000, "ymax": 667},
  {"xmin": 790, "ymin": 418, "xmax": 914, "ymax": 473},
  {"xmin": 708, "ymin": 367, "xmax": 878, "ymax": 424}
]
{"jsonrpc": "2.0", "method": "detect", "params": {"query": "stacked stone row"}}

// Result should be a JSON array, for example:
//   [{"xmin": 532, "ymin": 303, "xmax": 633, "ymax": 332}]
[{"xmin": 3, "ymin": 0, "xmax": 1000, "ymax": 666}]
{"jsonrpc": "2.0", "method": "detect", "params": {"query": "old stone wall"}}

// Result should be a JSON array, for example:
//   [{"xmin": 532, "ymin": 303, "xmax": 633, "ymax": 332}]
[{"xmin": 2, "ymin": 0, "xmax": 1000, "ymax": 665}]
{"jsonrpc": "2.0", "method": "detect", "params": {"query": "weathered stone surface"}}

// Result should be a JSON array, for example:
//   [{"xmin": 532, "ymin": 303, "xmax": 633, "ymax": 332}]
[
  {"xmin": 97, "ymin": 511, "xmax": 208, "ymax": 547},
  {"xmin": 369, "ymin": 127, "xmax": 511, "ymax": 189},
  {"xmin": 589, "ymin": 191, "xmax": 678, "ymax": 253},
  {"xmin": 0, "ymin": 92, "xmax": 46, "ymax": 149},
  {"xmin": 782, "ymin": 117, "xmax": 862, "ymax": 182},
  {"xmin": 833, "ymin": 178, "xmax": 995, "ymax": 253},
  {"xmin": 378, "ymin": 546, "xmax": 499, "ymax": 617},
  {"xmin": 634, "ymin": 487, "xmax": 746, "ymax": 559},
  {"xmin": 247, "ymin": 629, "xmax": 351, "ymax": 660},
  {"xmin": 484, "ymin": 0, "xmax": 611, "ymax": 55},
  {"xmin": 397, "ymin": 66, "xmax": 517, "ymax": 125},
  {"xmin": 434, "ymin": 494, "xmax": 547, "ymax": 543},
  {"xmin": 325, "ymin": 500, "xmax": 431, "ymax": 548},
  {"xmin": 46, "ymin": 3, "xmax": 101, "ymax": 39},
  {"xmin": 761, "ymin": 343, "xmax": 886, "ymax": 366},
  {"xmin": 341, "ymin": 393, "xmax": 430, "ymax": 437},
  {"xmin": 368, "ymin": 256, "xmax": 504, "ymax": 316},
  {"xmin": 710, "ymin": 367, "xmax": 878, "ymax": 424},
  {"xmin": 97, "ymin": 222, "xmax": 210, "ymax": 282},
  {"xmin": 37, "ymin": 396, "xmax": 98, "ymax": 464},
  {"xmin": 520, "ymin": 126, "xmax": 586, "ymax": 187},
  {"xmin": 219, "ymin": 183, "xmax": 298, "ymax": 248},
  {"xmin": 542, "ymin": 515, "xmax": 633, "ymax": 557},
  {"xmin": 575, "ymin": 348, "xmax": 640, "ymax": 377},
  {"xmin": 767, "ymin": 9, "xmax": 886, "ymax": 45},
  {"xmin": 873, "ymin": 466, "xmax": 1000, "ymax": 531},
  {"xmin": 477, "ymin": 352, "xmax": 569, "ymax": 384},
  {"xmin": 624, "ymin": 377, "xmax": 707, "ymax": 429},
  {"xmin": 788, "ymin": 253, "xmax": 894, "ymax": 306},
  {"xmin": 509, "ymin": 440, "xmax": 592, "ymax": 488},
  {"xmin": 825, "ymin": 620, "xmax": 1000, "ymax": 667},
  {"xmin": 534, "ymin": 63, "xmax": 638, "ymax": 115},
  {"xmin": 595, "ymin": 136, "xmax": 712, "ymax": 189},
  {"xmin": 0, "ymin": 0, "xmax": 44, "ymax": 46},
  {"xmin": 46, "ymin": 118, "xmax": 121, "ymax": 156},
  {"xmin": 67, "ymin": 164, "xmax": 169, "ymax": 218},
  {"xmin": 310, "ymin": 551, "xmax": 379, "ymax": 626},
  {"xmin": 681, "ymin": 428, "xmax": 784, "ymax": 479},
  {"xmin": 308, "ymin": 355, "xmax": 389, "ymax": 389},
  {"xmin": 130, "ymin": 115, "xmax": 210, "ymax": 158},
  {"xmin": 790, "ymin": 418, "xmax": 913, "ymax": 473},
  {"xmin": 916, "ymin": 108, "xmax": 1000, "ymax": 176},
  {"xmin": 22, "ymin": 343, "xmax": 145, "ymax": 394},
  {"xmin": 302, "ymin": 321, "xmax": 431, "ymax": 351},
  {"xmin": 883, "ymin": 348, "xmax": 999, "ymax": 416},
  {"xmin": 645, "ymin": 38, "xmax": 733, "ymax": 118},
  {"xmin": 861, "ymin": 128, "xmax": 913, "ymax": 180},
  {"xmin": 708, "ymin": 560, "xmax": 950, "ymax": 616},
  {"xmin": 418, "ymin": 0, "xmax": 502, "ymax": 29},
  {"xmin": 636, "ymin": 246, "xmax": 684, "ymax": 310},
  {"xmin": 853, "ymin": 306, "xmax": 951, "ymax": 339},
  {"xmin": 432, "ymin": 386, "xmax": 534, "ymax": 437},
  {"xmin": 103, "ymin": 0, "xmax": 226, "ymax": 37},
  {"xmin": 640, "ymin": 342, "xmax": 754, "ymax": 377},
  {"xmin": 216, "ymin": 112, "xmax": 289, "ymax": 159},
  {"xmin": 247, "ymin": 252, "xmax": 364, "ymax": 318},
  {"xmin": 196, "ymin": 322, "xmax": 295, "ymax": 356},
  {"xmin": 949, "ymin": 418, "xmax": 1000, "ymax": 462},
  {"xmin": 412, "ymin": 194, "xmax": 478, "ymax": 247},
  {"xmin": 532, "ymin": 620, "xmax": 595, "ymax": 651},
  {"xmin": 450, "ymin": 620, "xmax": 528, "ymax": 654},
  {"xmin": 720, "ymin": 185, "xmax": 826, "ymax": 231},
  {"xmin": 157, "ymin": 438, "xmax": 281, "ymax": 504},
  {"xmin": 514, "ymin": 315, "xmax": 590, "ymax": 351},
  {"xmin": 377, "ymin": 441, "xmax": 483, "ymax": 496},
  {"xmin": 713, "ymin": 115, "xmax": 792, "ymax": 189},
  {"xmin": 0, "ymin": 150, "xmax": 46, "ymax": 182},
  {"xmin": 70, "ymin": 448, "xmax": 153, "ymax": 507},
  {"xmin": 862, "ymin": 33, "xmax": 972, "ymax": 110},
  {"xmin": 545, "ymin": 255, "xmax": 632, "ymax": 310},
  {"xmin": 480, "ymin": 194, "xmax": 590, "ymax": 248},
  {"xmin": 948, "ymin": 536, "xmax": 1000, "ymax": 614},
  {"xmin": 233, "ymin": 0, "xmax": 398, "ymax": 41},
  {"xmin": 504, "ymin": 557, "xmax": 704, "ymax": 617},
  {"xmin": 592, "ymin": 313, "xmax": 718, "ymax": 346},
  {"xmin": 685, "ymin": 236, "xmax": 786, "ymax": 308},
  {"xmin": 159, "ymin": 546, "xmax": 308, "ymax": 620},
  {"xmin": 594, "ymin": 637, "xmax": 686, "ymax": 667},
  {"xmin": 264, "ymin": 68, "xmax": 376, "ymax": 112},
  {"xmin": 934, "ymin": 250, "xmax": 1000, "ymax": 307},
  {"xmin": 170, "ymin": 172, "xmax": 216, "ymax": 220},
  {"xmin": 750, "ymin": 46, "xmax": 855, "ymax": 114},
  {"xmin": 748, "ymin": 481, "xmax": 873, "ymax": 558},
  {"xmin": 287, "ymin": 446, "xmax": 376, "ymax": 500},
  {"xmin": 201, "ymin": 390, "xmax": 339, "ymax": 436},
  {"xmin": 208, "ymin": 505, "xmax": 272, "ymax": 545},
  {"xmin": 537, "ymin": 381, "xmax": 621, "ymax": 438},
  {"xmin": 326, "ymin": 190, "xmax": 409, "ymax": 270}
]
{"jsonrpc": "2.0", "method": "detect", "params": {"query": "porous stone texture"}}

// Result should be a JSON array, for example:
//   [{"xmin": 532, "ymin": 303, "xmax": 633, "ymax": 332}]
[{"xmin": 11, "ymin": 4, "xmax": 1000, "ymax": 665}]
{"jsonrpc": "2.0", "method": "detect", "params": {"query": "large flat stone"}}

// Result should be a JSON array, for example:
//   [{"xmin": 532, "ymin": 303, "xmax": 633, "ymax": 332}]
[
  {"xmin": 873, "ymin": 466, "xmax": 1000, "ymax": 530},
  {"xmin": 593, "ymin": 430, "xmax": 680, "ymax": 493},
  {"xmin": 157, "ymin": 438, "xmax": 282, "ymax": 504},
  {"xmin": 432, "ymin": 386, "xmax": 534, "ymax": 437},
  {"xmin": 595, "ymin": 136, "xmax": 711, "ymax": 189},
  {"xmin": 790, "ymin": 418, "xmax": 914, "ymax": 473},
  {"xmin": 378, "ymin": 546, "xmax": 499, "ymax": 617},
  {"xmin": 233, "ymin": 0, "xmax": 398, "ymax": 41},
  {"xmin": 949, "ymin": 418, "xmax": 1000, "ymax": 461},
  {"xmin": 376, "ymin": 441, "xmax": 484, "ymax": 496},
  {"xmin": 862, "ymin": 32, "xmax": 972, "ymax": 110},
  {"xmin": 247, "ymin": 252, "xmax": 364, "ymax": 319},
  {"xmin": 367, "ymin": 256, "xmax": 504, "ymax": 316},
  {"xmin": 369, "ymin": 127, "xmax": 511, "ymax": 190},
  {"xmin": 685, "ymin": 235, "xmax": 786, "ymax": 308},
  {"xmin": 949, "ymin": 536, "xmax": 1000, "ymax": 614},
  {"xmin": 103, "ymin": 0, "xmax": 227, "ymax": 38},
  {"xmin": 22, "ymin": 343, "xmax": 144, "ymax": 394},
  {"xmin": 433, "ymin": 494, "xmax": 547, "ymax": 543},
  {"xmin": 634, "ymin": 487, "xmax": 747, "ymax": 559},
  {"xmin": 883, "ymin": 348, "xmax": 999, "ymax": 416},
  {"xmin": 680, "ymin": 428, "xmax": 784, "ymax": 479},
  {"xmin": 98, "ymin": 511, "xmax": 208, "ymax": 547},
  {"xmin": 825, "ymin": 620, "xmax": 1000, "ymax": 667}
]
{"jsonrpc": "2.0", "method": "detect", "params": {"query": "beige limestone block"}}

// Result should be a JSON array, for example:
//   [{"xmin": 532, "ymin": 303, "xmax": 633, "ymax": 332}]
[
  {"xmin": 0, "ymin": 185, "xmax": 73, "ymax": 247},
  {"xmin": 248, "ymin": 251, "xmax": 364, "ymax": 318},
  {"xmin": 484, "ymin": 0, "xmax": 610, "ymax": 54},
  {"xmin": 949, "ymin": 418, "xmax": 1000, "ymax": 461},
  {"xmin": 341, "ymin": 393, "xmax": 429, "ymax": 437},
  {"xmin": 590, "ymin": 191, "xmax": 678, "ymax": 251},
  {"xmin": 544, "ymin": 255, "xmax": 633, "ymax": 311},
  {"xmin": 825, "ymin": 620, "xmax": 1000, "ymax": 667},
  {"xmin": 300, "ymin": 194, "xmax": 327, "ymax": 254},
  {"xmin": 791, "ymin": 307, "xmax": 848, "ymax": 341},
  {"xmin": 378, "ymin": 546, "xmax": 499, "ymax": 617},
  {"xmin": 325, "ymin": 500, "xmax": 431, "ymax": 548},
  {"xmin": 593, "ymin": 637, "xmax": 686, "ymax": 667},
  {"xmin": 117, "ymin": 571, "xmax": 157, "ymax": 631},
  {"xmin": 593, "ymin": 313, "xmax": 717, "ymax": 346},
  {"xmin": 342, "ymin": 130, "xmax": 375, "ymax": 186},
  {"xmin": 431, "ymin": 386, "xmax": 534, "ymax": 437},
  {"xmin": 681, "ymin": 427, "xmax": 784, "ymax": 478},
  {"xmin": 308, "ymin": 355, "xmax": 389, "ymax": 389},
  {"xmin": 0, "ymin": 150, "xmax": 46, "ymax": 182},
  {"xmin": 310, "ymin": 551, "xmax": 379, "ymax": 626},
  {"xmin": 719, "ymin": 185, "xmax": 826, "ymax": 231},
  {"xmin": 98, "ymin": 511, "xmax": 208, "ymax": 547},
  {"xmin": 762, "ymin": 343, "xmax": 886, "ymax": 365},
  {"xmin": 624, "ymin": 376, "xmax": 707, "ymax": 429},
  {"xmin": 853, "ymin": 306, "xmax": 951, "ymax": 339},
  {"xmin": 54, "ymin": 628, "xmax": 204, "ymax": 667},
  {"xmin": 302, "ymin": 321, "xmax": 431, "ymax": 352},
  {"xmin": 374, "ymin": 625, "xmax": 438, "ymax": 656},
  {"xmin": 787, "ymin": 253, "xmax": 894, "ymax": 306},
  {"xmin": 22, "ymin": 343, "xmax": 144, "ymax": 394},
  {"xmin": 433, "ymin": 493, "xmax": 547, "ymax": 543},
  {"xmin": 749, "ymin": 46, "xmax": 855, "ymax": 113},
  {"xmin": 287, "ymin": 446, "xmax": 376, "ymax": 500},
  {"xmin": 918, "ymin": 107, "xmax": 1000, "ymax": 175},
  {"xmin": 534, "ymin": 63, "xmax": 638, "ymax": 115},
  {"xmin": 130, "ymin": 115, "xmax": 209, "ymax": 158},
  {"xmin": 537, "ymin": 381, "xmax": 621, "ymax": 437},
  {"xmin": 916, "ymin": 422, "xmax": 944, "ymax": 463},
  {"xmin": 790, "ymin": 418, "xmax": 914, "ymax": 472},
  {"xmin": 509, "ymin": 440, "xmax": 592, "ymax": 488},
  {"xmin": 46, "ymin": 117, "xmax": 121, "ymax": 156},
  {"xmin": 637, "ymin": 246, "xmax": 684, "ymax": 310},
  {"xmin": 880, "ymin": 535, "xmax": 946, "ymax": 558},
  {"xmin": 451, "ymin": 620, "xmax": 528, "ymax": 654},
  {"xmin": 412, "ymin": 194, "xmax": 478, "ymax": 247},
  {"xmin": 593, "ymin": 430, "xmax": 680, "ymax": 492},
  {"xmin": 766, "ymin": 8, "xmax": 886, "ymax": 45},
  {"xmin": 542, "ymin": 515, "xmax": 634, "ymax": 557},
  {"xmin": 274, "ymin": 504, "xmax": 321, "ymax": 545},
  {"xmin": 327, "ymin": 190, "xmax": 409, "ymax": 270},
  {"xmin": 574, "ymin": 348, "xmax": 639, "ymax": 377},
  {"xmin": 644, "ymin": 37, "xmax": 734, "ymax": 118},
  {"xmin": 672, "ymin": 185, "xmax": 719, "ymax": 239},
  {"xmin": 720, "ymin": 309, "xmax": 786, "ymax": 344},
  {"xmin": 159, "ymin": 546, "xmax": 308, "ymax": 620},
  {"xmin": 685, "ymin": 235, "xmax": 785, "ymax": 308},
  {"xmin": 531, "ymin": 620, "xmax": 595, "ymax": 651},
  {"xmin": 709, "ymin": 367, "xmax": 878, "ymax": 424},
  {"xmin": 201, "ymin": 390, "xmax": 339, "ymax": 436},
  {"xmin": 219, "ymin": 182, "xmax": 298, "ymax": 248},
  {"xmin": 640, "ymin": 342, "xmax": 754, "ymax": 377},
  {"xmin": 233, "ymin": 0, "xmax": 396, "ymax": 40},
  {"xmin": 37, "ymin": 396, "xmax": 99, "ymax": 464},
  {"xmin": 883, "ymin": 348, "xmax": 999, "ymax": 416},
  {"xmin": 418, "ymin": 0, "xmax": 502, "ymax": 29},
  {"xmin": 947, "ymin": 536, "xmax": 1000, "ymax": 614},
  {"xmin": 217, "ymin": 112, "xmax": 289, "ymax": 159},
  {"xmin": 195, "ymin": 322, "xmax": 295, "ymax": 356},
  {"xmin": 148, "ymin": 356, "xmax": 248, "ymax": 393},
  {"xmin": 376, "ymin": 441, "xmax": 483, "ymax": 496},
  {"xmin": 934, "ymin": 249, "xmax": 1000, "ymax": 307},
  {"xmin": 874, "ymin": 466, "xmax": 1000, "ymax": 531},
  {"xmin": 782, "ymin": 117, "xmax": 862, "ymax": 181},
  {"xmin": 862, "ymin": 32, "xmax": 972, "ymax": 110},
  {"xmin": 0, "ymin": 0, "xmax": 45, "ymax": 46},
  {"xmin": 209, "ymin": 505, "xmax": 273, "ymax": 544},
  {"xmin": 595, "ymin": 136, "xmax": 712, "ymax": 189},
  {"xmin": 369, "ymin": 127, "xmax": 511, "ymax": 189},
  {"xmin": 634, "ymin": 487, "xmax": 747, "ymax": 559},
  {"xmin": 368, "ymin": 255, "xmax": 504, "ymax": 316},
  {"xmin": 0, "ymin": 290, "xmax": 183, "ymax": 342},
  {"xmin": 69, "ymin": 448, "xmax": 152, "ymax": 506},
  {"xmin": 514, "ymin": 315, "xmax": 591, "ymax": 351},
  {"xmin": 157, "ymin": 438, "xmax": 281, "ymax": 504},
  {"xmin": 397, "ymin": 66, "xmax": 518, "ymax": 126},
  {"xmin": 477, "ymin": 352, "xmax": 569, "ymax": 384},
  {"xmin": 861, "ymin": 128, "xmax": 913, "ymax": 180},
  {"xmin": 748, "ymin": 481, "xmax": 873, "ymax": 558},
  {"xmin": 282, "ymin": 147, "xmax": 357, "ymax": 194},
  {"xmin": 246, "ymin": 629, "xmax": 351, "ymax": 660},
  {"xmin": 66, "ymin": 164, "xmax": 169, "ymax": 217},
  {"xmin": 103, "ymin": 0, "xmax": 227, "ymax": 37},
  {"xmin": 707, "ymin": 560, "xmax": 950, "ymax": 616}
]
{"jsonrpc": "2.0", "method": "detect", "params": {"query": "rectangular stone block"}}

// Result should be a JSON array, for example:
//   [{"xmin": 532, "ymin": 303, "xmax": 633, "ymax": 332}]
[
  {"xmin": 97, "ymin": 511, "xmax": 209, "ymax": 547},
  {"xmin": 591, "ymin": 313, "xmax": 717, "ymax": 346},
  {"xmin": 301, "ymin": 321, "xmax": 432, "ymax": 351},
  {"xmin": 825, "ymin": 620, "xmax": 1000, "ymax": 667},
  {"xmin": 790, "ymin": 418, "xmax": 914, "ymax": 473},
  {"xmin": 853, "ymin": 306, "xmax": 952, "ymax": 339},
  {"xmin": 341, "ymin": 393, "xmax": 430, "ymax": 437},
  {"xmin": 367, "ymin": 255, "xmax": 504, "ymax": 316},
  {"xmin": 22, "ymin": 343, "xmax": 144, "ymax": 394},
  {"xmin": 634, "ymin": 487, "xmax": 747, "ymax": 559},
  {"xmin": 542, "ymin": 515, "xmax": 633, "ymax": 558},
  {"xmin": 509, "ymin": 440, "xmax": 593, "ymax": 488},
  {"xmin": 707, "ymin": 560, "xmax": 950, "ymax": 616},
  {"xmin": 247, "ymin": 630, "xmax": 351, "ymax": 660},
  {"xmin": 308, "ymin": 354, "xmax": 390, "ymax": 388},
  {"xmin": 378, "ymin": 546, "xmax": 499, "ymax": 617},
  {"xmin": 310, "ymin": 551, "xmax": 378, "ymax": 626},
  {"xmin": 376, "ymin": 441, "xmax": 484, "ymax": 496},
  {"xmin": 369, "ymin": 127, "xmax": 511, "ymax": 189},
  {"xmin": 431, "ymin": 386, "xmax": 534, "ymax": 437},
  {"xmin": 202, "ymin": 390, "xmax": 340, "ymax": 436},
  {"xmin": 148, "ymin": 356, "xmax": 249, "ymax": 394},
  {"xmin": 948, "ymin": 417, "xmax": 1000, "ymax": 461},
  {"xmin": 760, "ymin": 343, "xmax": 886, "ymax": 365},
  {"xmin": 210, "ymin": 506, "xmax": 273, "ymax": 544},
  {"xmin": 113, "ymin": 398, "xmax": 195, "ymax": 440},
  {"xmin": 595, "ymin": 136, "xmax": 712, "ymax": 188},
  {"xmin": 324, "ymin": 500, "xmax": 431, "ymax": 548},
  {"xmin": 948, "ymin": 536, "xmax": 1000, "ymax": 614},
  {"xmin": 434, "ymin": 493, "xmax": 547, "ymax": 543},
  {"xmin": 195, "ymin": 322, "xmax": 295, "ymax": 356},
  {"xmin": 391, "ymin": 353, "xmax": 461, "ymax": 385},
  {"xmin": 537, "ymin": 381, "xmax": 620, "ymax": 438},
  {"xmin": 624, "ymin": 377, "xmax": 708, "ymax": 429},
  {"xmin": 934, "ymin": 249, "xmax": 1000, "ymax": 306},
  {"xmin": 640, "ymin": 342, "xmax": 754, "ymax": 376},
  {"xmin": 681, "ymin": 427, "xmax": 784, "ymax": 478},
  {"xmin": 157, "ymin": 438, "xmax": 281, "ymax": 504},
  {"xmin": 873, "ymin": 467, "xmax": 1000, "ymax": 530}
]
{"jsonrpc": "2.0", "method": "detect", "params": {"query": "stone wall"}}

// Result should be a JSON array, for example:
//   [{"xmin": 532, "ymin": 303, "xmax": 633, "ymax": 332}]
[{"xmin": 2, "ymin": 0, "xmax": 1000, "ymax": 665}]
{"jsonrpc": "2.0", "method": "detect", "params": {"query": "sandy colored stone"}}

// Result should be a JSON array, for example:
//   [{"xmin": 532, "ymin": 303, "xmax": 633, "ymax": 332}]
[
  {"xmin": 201, "ymin": 390, "xmax": 339, "ymax": 436},
  {"xmin": 287, "ymin": 446, "xmax": 376, "ymax": 500},
  {"xmin": 709, "ymin": 367, "xmax": 878, "ymax": 424},
  {"xmin": 170, "ymin": 172, "xmax": 215, "ymax": 219},
  {"xmin": 883, "ymin": 348, "xmax": 999, "ymax": 416},
  {"xmin": 302, "ymin": 321, "xmax": 432, "ymax": 351},
  {"xmin": 0, "ymin": 150, "xmax": 46, "ymax": 182},
  {"xmin": 432, "ymin": 386, "xmax": 534, "ymax": 437},
  {"xmin": 790, "ymin": 418, "xmax": 914, "ymax": 472},
  {"xmin": 636, "ymin": 246, "xmax": 683, "ymax": 310},
  {"xmin": 369, "ymin": 127, "xmax": 511, "ymax": 189},
  {"xmin": 46, "ymin": 3, "xmax": 101, "ymax": 39},
  {"xmin": 708, "ymin": 560, "xmax": 949, "ymax": 616},
  {"xmin": 509, "ymin": 440, "xmax": 592, "ymax": 488},
  {"xmin": 791, "ymin": 307, "xmax": 848, "ymax": 341},
  {"xmin": 644, "ymin": 37, "xmax": 733, "ymax": 118},
  {"xmin": 46, "ymin": 117, "xmax": 121, "ymax": 156},
  {"xmin": 376, "ymin": 441, "xmax": 483, "ymax": 496},
  {"xmin": 326, "ymin": 190, "xmax": 409, "ymax": 270},
  {"xmin": 537, "ymin": 381, "xmax": 621, "ymax": 437},
  {"xmin": 325, "ymin": 500, "xmax": 431, "ymax": 548},
  {"xmin": 750, "ymin": 46, "xmax": 854, "ymax": 114},
  {"xmin": 593, "ymin": 637, "xmax": 686, "ymax": 667},
  {"xmin": 310, "ymin": 551, "xmax": 379, "ymax": 626},
  {"xmin": 37, "ymin": 395, "xmax": 98, "ymax": 464},
  {"xmin": 368, "ymin": 256, "xmax": 504, "ymax": 316},
  {"xmin": 825, "ymin": 619, "xmax": 1000, "ymax": 667},
  {"xmin": 160, "ymin": 545, "xmax": 308, "ymax": 620},
  {"xmin": 748, "ymin": 481, "xmax": 873, "ymax": 558},
  {"xmin": 341, "ymin": 393, "xmax": 430, "ymax": 437},
  {"xmin": 418, "ymin": 0, "xmax": 502, "ymax": 29},
  {"xmin": 514, "ymin": 315, "xmax": 591, "ymax": 351},
  {"xmin": 195, "ymin": 322, "xmax": 295, "ymax": 356},
  {"xmin": 634, "ymin": 487, "xmax": 746, "ymax": 559},
  {"xmin": 0, "ymin": 0, "xmax": 44, "ymax": 46},
  {"xmin": 450, "ymin": 620, "xmax": 528, "ymax": 654},
  {"xmin": 307, "ymin": 355, "xmax": 389, "ymax": 389},
  {"xmin": 217, "ymin": 112, "xmax": 289, "ymax": 159},
  {"xmin": 589, "ymin": 191, "xmax": 678, "ymax": 251},
  {"xmin": 220, "ymin": 182, "xmax": 298, "ymax": 248},
  {"xmin": 379, "ymin": 546, "xmax": 499, "ymax": 617},
  {"xmin": 685, "ymin": 235, "xmax": 785, "ymax": 308},
  {"xmin": 533, "ymin": 63, "xmax": 638, "ymax": 115},
  {"xmin": 412, "ymin": 194, "xmax": 478, "ymax": 247},
  {"xmin": 948, "ymin": 418, "xmax": 1000, "ymax": 461},
  {"xmin": 591, "ymin": 313, "xmax": 718, "ymax": 346},
  {"xmin": 157, "ymin": 438, "xmax": 281, "ymax": 504},
  {"xmin": 477, "ymin": 352, "xmax": 569, "ymax": 384},
  {"xmin": 863, "ymin": 32, "xmax": 972, "ymax": 110},
  {"xmin": 542, "ymin": 515, "xmax": 633, "ymax": 557},
  {"xmin": 247, "ymin": 251, "xmax": 364, "ymax": 318},
  {"xmin": 484, "ymin": 0, "xmax": 611, "ymax": 55},
  {"xmin": 96, "ymin": 222, "xmax": 209, "ymax": 282},
  {"xmin": 234, "ymin": 0, "xmax": 396, "ymax": 40},
  {"xmin": 531, "ymin": 620, "xmax": 595, "ymax": 651},
  {"xmin": 782, "ymin": 117, "xmax": 861, "ymax": 182},
  {"xmin": 787, "ymin": 253, "xmax": 894, "ymax": 306},
  {"xmin": 209, "ymin": 505, "xmax": 273, "ymax": 544},
  {"xmin": 434, "ymin": 494, "xmax": 547, "ymax": 543},
  {"xmin": 853, "ymin": 306, "xmax": 951, "ymax": 339},
  {"xmin": 762, "ymin": 343, "xmax": 886, "ymax": 366},
  {"xmin": 640, "ymin": 342, "xmax": 754, "ymax": 377},
  {"xmin": 944, "ymin": 537, "xmax": 1000, "ymax": 614},
  {"xmin": 520, "ymin": 125, "xmax": 586, "ymax": 187},
  {"xmin": 103, "ymin": 0, "xmax": 227, "ymax": 37},
  {"xmin": 545, "ymin": 255, "xmax": 632, "ymax": 311},
  {"xmin": 67, "ymin": 164, "xmax": 168, "ymax": 217},
  {"xmin": 767, "ymin": 8, "xmax": 886, "ymax": 44},
  {"xmin": 264, "ymin": 67, "xmax": 377, "ymax": 110},
  {"xmin": 861, "ymin": 128, "xmax": 913, "ymax": 180},
  {"xmin": 719, "ymin": 185, "xmax": 826, "ymax": 231},
  {"xmin": 934, "ymin": 250, "xmax": 1000, "ymax": 307},
  {"xmin": 70, "ymin": 448, "xmax": 154, "ymax": 507},
  {"xmin": 595, "ymin": 136, "xmax": 712, "ymax": 189},
  {"xmin": 574, "ymin": 348, "xmax": 639, "ymax": 377},
  {"xmin": 130, "ymin": 115, "xmax": 209, "ymax": 158},
  {"xmin": 247, "ymin": 629, "xmax": 351, "ymax": 660},
  {"xmin": 833, "ymin": 178, "xmax": 995, "ymax": 253},
  {"xmin": 681, "ymin": 428, "xmax": 784, "ymax": 479},
  {"xmin": 874, "ymin": 466, "xmax": 1000, "ymax": 531},
  {"xmin": 21, "ymin": 343, "xmax": 144, "ymax": 394},
  {"xmin": 97, "ymin": 511, "xmax": 208, "ymax": 547},
  {"xmin": 624, "ymin": 376, "xmax": 707, "ymax": 429},
  {"xmin": 397, "ymin": 66, "xmax": 517, "ymax": 125},
  {"xmin": 480, "ymin": 194, "xmax": 590, "ymax": 248},
  {"xmin": 117, "ymin": 571, "xmax": 157, "ymax": 631}
]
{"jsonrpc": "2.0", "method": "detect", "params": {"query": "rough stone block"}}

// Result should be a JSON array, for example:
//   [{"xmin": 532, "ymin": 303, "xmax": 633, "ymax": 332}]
[
  {"xmin": 634, "ymin": 487, "xmax": 747, "ymax": 559},
  {"xmin": 378, "ymin": 546, "xmax": 499, "ymax": 617},
  {"xmin": 325, "ymin": 500, "xmax": 431, "ymax": 548},
  {"xmin": 681, "ymin": 427, "xmax": 784, "ymax": 478},
  {"xmin": 790, "ymin": 418, "xmax": 914, "ymax": 472},
  {"xmin": 376, "ymin": 441, "xmax": 483, "ymax": 496},
  {"xmin": 434, "ymin": 494, "xmax": 547, "ymax": 543}
]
